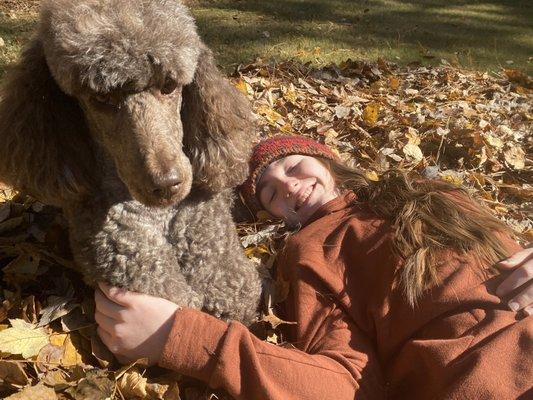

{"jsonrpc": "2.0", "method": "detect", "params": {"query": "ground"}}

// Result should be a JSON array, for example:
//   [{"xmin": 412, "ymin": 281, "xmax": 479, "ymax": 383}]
[{"xmin": 0, "ymin": 1, "xmax": 531, "ymax": 399}]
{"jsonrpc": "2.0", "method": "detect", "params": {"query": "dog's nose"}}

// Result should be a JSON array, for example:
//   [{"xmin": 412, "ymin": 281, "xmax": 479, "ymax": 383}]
[{"xmin": 152, "ymin": 172, "xmax": 182, "ymax": 196}]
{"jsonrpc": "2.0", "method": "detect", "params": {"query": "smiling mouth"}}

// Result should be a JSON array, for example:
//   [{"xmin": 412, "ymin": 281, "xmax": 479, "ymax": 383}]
[{"xmin": 295, "ymin": 184, "xmax": 314, "ymax": 211}]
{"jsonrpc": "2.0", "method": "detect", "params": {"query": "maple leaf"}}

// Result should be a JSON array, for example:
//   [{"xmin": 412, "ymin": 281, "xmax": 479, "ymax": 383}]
[{"xmin": 0, "ymin": 319, "xmax": 49, "ymax": 358}]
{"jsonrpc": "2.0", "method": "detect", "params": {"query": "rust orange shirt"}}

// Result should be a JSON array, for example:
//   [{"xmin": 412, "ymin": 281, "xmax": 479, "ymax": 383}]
[{"xmin": 160, "ymin": 192, "xmax": 532, "ymax": 399}]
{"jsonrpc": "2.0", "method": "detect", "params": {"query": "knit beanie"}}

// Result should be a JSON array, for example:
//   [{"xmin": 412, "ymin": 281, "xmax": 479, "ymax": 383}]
[{"xmin": 241, "ymin": 135, "xmax": 339, "ymax": 215}]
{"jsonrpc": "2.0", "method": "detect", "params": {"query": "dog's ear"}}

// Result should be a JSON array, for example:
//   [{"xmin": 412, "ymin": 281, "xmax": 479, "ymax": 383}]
[
  {"xmin": 0, "ymin": 39, "xmax": 95, "ymax": 206},
  {"xmin": 181, "ymin": 45, "xmax": 256, "ymax": 193}
]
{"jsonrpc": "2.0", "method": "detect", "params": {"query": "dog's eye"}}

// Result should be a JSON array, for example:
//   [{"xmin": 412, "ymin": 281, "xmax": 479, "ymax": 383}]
[
  {"xmin": 93, "ymin": 93, "xmax": 112, "ymax": 105},
  {"xmin": 161, "ymin": 77, "xmax": 177, "ymax": 95}
]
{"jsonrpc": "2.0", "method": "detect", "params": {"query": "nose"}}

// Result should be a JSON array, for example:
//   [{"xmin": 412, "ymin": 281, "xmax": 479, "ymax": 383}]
[
  {"xmin": 282, "ymin": 178, "xmax": 299, "ymax": 198},
  {"xmin": 152, "ymin": 171, "xmax": 182, "ymax": 197}
]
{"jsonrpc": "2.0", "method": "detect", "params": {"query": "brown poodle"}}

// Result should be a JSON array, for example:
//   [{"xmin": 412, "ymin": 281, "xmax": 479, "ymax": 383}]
[{"xmin": 0, "ymin": 0, "xmax": 262, "ymax": 324}]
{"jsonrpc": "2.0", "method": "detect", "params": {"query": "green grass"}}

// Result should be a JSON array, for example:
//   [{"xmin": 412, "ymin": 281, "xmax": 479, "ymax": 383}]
[
  {"xmin": 0, "ymin": 10, "xmax": 37, "ymax": 79},
  {"xmin": 0, "ymin": 0, "xmax": 531, "ymax": 77},
  {"xmin": 191, "ymin": 0, "xmax": 532, "ymax": 73}
]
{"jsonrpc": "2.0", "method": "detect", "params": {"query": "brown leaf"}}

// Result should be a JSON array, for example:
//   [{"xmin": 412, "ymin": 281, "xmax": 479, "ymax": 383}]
[
  {"xmin": 91, "ymin": 331, "xmax": 116, "ymax": 368},
  {"xmin": 260, "ymin": 311, "xmax": 297, "ymax": 329},
  {"xmin": 38, "ymin": 296, "xmax": 78, "ymax": 327},
  {"xmin": 5, "ymin": 383, "xmax": 57, "ymax": 400},
  {"xmin": 0, "ymin": 360, "xmax": 30, "ymax": 387},
  {"xmin": 65, "ymin": 369, "xmax": 114, "ymax": 400}
]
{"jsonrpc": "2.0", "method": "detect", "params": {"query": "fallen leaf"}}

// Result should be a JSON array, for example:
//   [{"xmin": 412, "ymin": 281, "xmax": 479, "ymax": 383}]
[
  {"xmin": 503, "ymin": 145, "xmax": 525, "ymax": 170},
  {"xmin": 389, "ymin": 76, "xmax": 400, "ymax": 90},
  {"xmin": 0, "ymin": 360, "xmax": 30, "ymax": 387},
  {"xmin": 3, "ymin": 252, "xmax": 41, "ymax": 277},
  {"xmin": 117, "ymin": 369, "xmax": 148, "ymax": 399},
  {"xmin": 334, "ymin": 105, "xmax": 351, "ymax": 119},
  {"xmin": 65, "ymin": 369, "xmax": 114, "ymax": 400},
  {"xmin": 234, "ymin": 79, "xmax": 253, "ymax": 96},
  {"xmin": 365, "ymin": 171, "xmax": 380, "ymax": 181},
  {"xmin": 362, "ymin": 103, "xmax": 379, "ymax": 126},
  {"xmin": 91, "ymin": 332, "xmax": 116, "ymax": 368},
  {"xmin": 5, "ymin": 383, "xmax": 57, "ymax": 400},
  {"xmin": 147, "ymin": 381, "xmax": 181, "ymax": 400},
  {"xmin": 0, "ymin": 216, "xmax": 25, "ymax": 235},
  {"xmin": 38, "ymin": 296, "xmax": 78, "ymax": 327},
  {"xmin": 0, "ymin": 319, "xmax": 49, "ymax": 358},
  {"xmin": 0, "ymin": 202, "xmax": 10, "ymax": 223},
  {"xmin": 482, "ymin": 132, "xmax": 504, "ymax": 150},
  {"xmin": 402, "ymin": 143, "xmax": 424, "ymax": 163},
  {"xmin": 260, "ymin": 311, "xmax": 297, "ymax": 329}
]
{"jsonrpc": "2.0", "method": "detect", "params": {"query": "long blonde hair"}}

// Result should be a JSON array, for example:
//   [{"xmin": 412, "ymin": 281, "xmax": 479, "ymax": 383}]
[{"xmin": 321, "ymin": 158, "xmax": 513, "ymax": 306}]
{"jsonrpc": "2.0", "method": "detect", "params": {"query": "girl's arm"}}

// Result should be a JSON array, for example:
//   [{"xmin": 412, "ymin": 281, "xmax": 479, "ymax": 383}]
[{"xmin": 95, "ymin": 283, "xmax": 386, "ymax": 400}]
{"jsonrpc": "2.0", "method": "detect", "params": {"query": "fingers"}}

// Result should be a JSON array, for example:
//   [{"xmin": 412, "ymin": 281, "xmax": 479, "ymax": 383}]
[
  {"xmin": 94, "ymin": 309, "xmax": 118, "ymax": 332},
  {"xmin": 95, "ymin": 287, "xmax": 126, "ymax": 318},
  {"xmin": 96, "ymin": 324, "xmax": 131, "ymax": 365},
  {"xmin": 507, "ymin": 282, "xmax": 532, "ymax": 314},
  {"xmin": 97, "ymin": 325, "xmax": 116, "ymax": 353},
  {"xmin": 496, "ymin": 261, "xmax": 533, "ymax": 296},
  {"xmin": 97, "ymin": 282, "xmax": 137, "ymax": 306},
  {"xmin": 497, "ymin": 247, "xmax": 533, "ymax": 270}
]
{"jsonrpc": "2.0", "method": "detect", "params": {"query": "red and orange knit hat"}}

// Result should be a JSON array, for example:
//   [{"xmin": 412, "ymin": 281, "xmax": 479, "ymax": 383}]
[{"xmin": 241, "ymin": 135, "xmax": 339, "ymax": 215}]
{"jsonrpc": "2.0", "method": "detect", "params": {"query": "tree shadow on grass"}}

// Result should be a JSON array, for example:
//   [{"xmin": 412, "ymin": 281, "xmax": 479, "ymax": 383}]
[
  {"xmin": 193, "ymin": 0, "xmax": 532, "ymax": 72},
  {"xmin": 0, "ymin": 14, "xmax": 36, "ymax": 78}
]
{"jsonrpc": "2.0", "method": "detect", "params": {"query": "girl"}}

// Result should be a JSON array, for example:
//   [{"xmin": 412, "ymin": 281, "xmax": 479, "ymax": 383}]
[{"xmin": 95, "ymin": 135, "xmax": 532, "ymax": 399}]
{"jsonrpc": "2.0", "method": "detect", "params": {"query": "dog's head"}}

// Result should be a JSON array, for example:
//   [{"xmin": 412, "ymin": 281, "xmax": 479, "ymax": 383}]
[{"xmin": 0, "ymin": 0, "xmax": 255, "ymax": 207}]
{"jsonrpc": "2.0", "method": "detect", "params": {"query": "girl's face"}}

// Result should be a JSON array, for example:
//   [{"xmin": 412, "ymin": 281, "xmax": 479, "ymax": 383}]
[{"xmin": 257, "ymin": 155, "xmax": 339, "ymax": 226}]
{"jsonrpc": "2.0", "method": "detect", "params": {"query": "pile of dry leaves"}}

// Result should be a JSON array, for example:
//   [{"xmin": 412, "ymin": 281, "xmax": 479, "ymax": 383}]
[{"xmin": 1, "ymin": 59, "xmax": 531, "ymax": 399}]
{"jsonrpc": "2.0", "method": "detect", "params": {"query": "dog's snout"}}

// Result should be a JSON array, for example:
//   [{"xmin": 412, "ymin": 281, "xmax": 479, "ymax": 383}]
[{"xmin": 152, "ymin": 171, "xmax": 182, "ymax": 196}]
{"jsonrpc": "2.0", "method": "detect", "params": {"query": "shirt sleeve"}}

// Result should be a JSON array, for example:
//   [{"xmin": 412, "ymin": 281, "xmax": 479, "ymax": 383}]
[{"xmin": 159, "ymin": 306, "xmax": 386, "ymax": 400}]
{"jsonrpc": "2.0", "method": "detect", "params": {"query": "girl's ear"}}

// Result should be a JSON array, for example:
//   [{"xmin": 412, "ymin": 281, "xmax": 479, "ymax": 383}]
[
  {"xmin": 181, "ymin": 45, "xmax": 256, "ymax": 193},
  {"xmin": 0, "ymin": 38, "xmax": 96, "ymax": 206}
]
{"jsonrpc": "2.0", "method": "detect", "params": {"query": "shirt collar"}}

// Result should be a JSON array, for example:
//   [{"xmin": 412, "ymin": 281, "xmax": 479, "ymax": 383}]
[{"xmin": 303, "ymin": 190, "xmax": 358, "ymax": 227}]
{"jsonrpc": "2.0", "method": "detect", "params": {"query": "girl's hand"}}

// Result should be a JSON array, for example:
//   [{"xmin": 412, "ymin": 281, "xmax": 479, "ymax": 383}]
[
  {"xmin": 94, "ymin": 282, "xmax": 180, "ymax": 365},
  {"xmin": 496, "ymin": 247, "xmax": 533, "ymax": 315}
]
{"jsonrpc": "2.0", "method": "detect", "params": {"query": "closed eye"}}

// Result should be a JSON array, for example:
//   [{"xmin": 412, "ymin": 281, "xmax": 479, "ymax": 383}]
[{"xmin": 287, "ymin": 162, "xmax": 300, "ymax": 175}]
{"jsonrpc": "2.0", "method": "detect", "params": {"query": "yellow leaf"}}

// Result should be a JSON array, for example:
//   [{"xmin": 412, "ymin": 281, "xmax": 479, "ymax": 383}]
[
  {"xmin": 256, "ymin": 105, "xmax": 284, "ymax": 125},
  {"xmin": 389, "ymin": 76, "xmax": 400, "ymax": 90},
  {"xmin": 402, "ymin": 143, "xmax": 424, "ymax": 163},
  {"xmin": 0, "ymin": 319, "xmax": 49, "ymax": 358},
  {"xmin": 440, "ymin": 171, "xmax": 464, "ymax": 186},
  {"xmin": 118, "ymin": 369, "xmax": 148, "ymax": 399},
  {"xmin": 482, "ymin": 132, "xmax": 504, "ymax": 150},
  {"xmin": 234, "ymin": 79, "xmax": 252, "ymax": 96},
  {"xmin": 245, "ymin": 244, "xmax": 269, "ymax": 258},
  {"xmin": 61, "ymin": 334, "xmax": 84, "ymax": 366},
  {"xmin": 365, "ymin": 171, "xmax": 380, "ymax": 182},
  {"xmin": 362, "ymin": 103, "xmax": 379, "ymax": 126},
  {"xmin": 282, "ymin": 85, "xmax": 298, "ymax": 105},
  {"xmin": 256, "ymin": 210, "xmax": 274, "ymax": 222},
  {"xmin": 405, "ymin": 127, "xmax": 421, "ymax": 145}
]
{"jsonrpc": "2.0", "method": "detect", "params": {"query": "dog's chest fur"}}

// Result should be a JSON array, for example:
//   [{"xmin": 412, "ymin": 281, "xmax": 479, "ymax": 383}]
[{"xmin": 65, "ymin": 190, "xmax": 261, "ymax": 324}]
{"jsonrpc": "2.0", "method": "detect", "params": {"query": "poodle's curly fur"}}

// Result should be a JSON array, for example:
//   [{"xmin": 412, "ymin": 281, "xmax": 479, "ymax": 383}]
[{"xmin": 0, "ymin": 0, "xmax": 261, "ymax": 324}]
